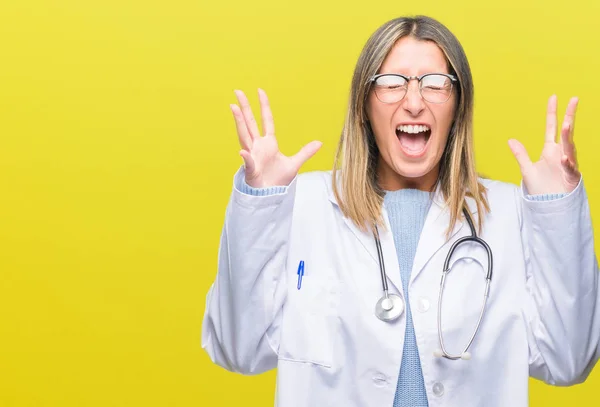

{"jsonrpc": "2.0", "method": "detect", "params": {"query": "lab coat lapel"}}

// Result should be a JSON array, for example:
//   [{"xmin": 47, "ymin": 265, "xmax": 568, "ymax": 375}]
[
  {"xmin": 409, "ymin": 186, "xmax": 478, "ymax": 286},
  {"xmin": 326, "ymin": 185, "xmax": 404, "ymax": 295}
]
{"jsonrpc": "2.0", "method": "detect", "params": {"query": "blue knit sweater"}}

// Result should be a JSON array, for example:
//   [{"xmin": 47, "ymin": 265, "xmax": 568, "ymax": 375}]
[
  {"xmin": 237, "ymin": 172, "xmax": 565, "ymax": 406},
  {"xmin": 384, "ymin": 189, "xmax": 431, "ymax": 407}
]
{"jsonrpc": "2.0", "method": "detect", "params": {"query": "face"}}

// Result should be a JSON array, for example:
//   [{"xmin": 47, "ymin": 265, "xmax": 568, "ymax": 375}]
[{"xmin": 366, "ymin": 36, "xmax": 457, "ymax": 191}]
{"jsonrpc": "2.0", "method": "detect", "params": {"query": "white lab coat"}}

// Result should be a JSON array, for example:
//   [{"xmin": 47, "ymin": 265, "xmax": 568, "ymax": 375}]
[{"xmin": 202, "ymin": 167, "xmax": 600, "ymax": 407}]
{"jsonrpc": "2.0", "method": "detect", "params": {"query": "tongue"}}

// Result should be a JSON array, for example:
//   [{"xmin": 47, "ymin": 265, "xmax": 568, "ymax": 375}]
[{"xmin": 398, "ymin": 131, "xmax": 428, "ymax": 152}]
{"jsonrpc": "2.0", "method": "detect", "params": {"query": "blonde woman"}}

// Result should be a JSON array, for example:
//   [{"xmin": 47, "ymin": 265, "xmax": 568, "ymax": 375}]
[{"xmin": 202, "ymin": 15, "xmax": 599, "ymax": 407}]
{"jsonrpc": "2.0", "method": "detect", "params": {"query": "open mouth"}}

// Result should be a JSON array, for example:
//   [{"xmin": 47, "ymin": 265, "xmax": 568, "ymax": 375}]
[{"xmin": 395, "ymin": 124, "xmax": 431, "ymax": 155}]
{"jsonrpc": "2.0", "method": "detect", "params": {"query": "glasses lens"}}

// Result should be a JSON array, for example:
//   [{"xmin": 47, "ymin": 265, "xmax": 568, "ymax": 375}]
[
  {"xmin": 420, "ymin": 74, "xmax": 453, "ymax": 103},
  {"xmin": 373, "ymin": 75, "xmax": 407, "ymax": 103}
]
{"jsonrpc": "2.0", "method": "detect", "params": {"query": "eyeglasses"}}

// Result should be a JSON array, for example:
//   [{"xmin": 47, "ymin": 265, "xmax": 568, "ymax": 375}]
[{"xmin": 368, "ymin": 73, "xmax": 458, "ymax": 104}]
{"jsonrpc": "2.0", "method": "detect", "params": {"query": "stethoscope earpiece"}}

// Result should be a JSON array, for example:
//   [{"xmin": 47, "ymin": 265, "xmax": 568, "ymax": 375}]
[{"xmin": 433, "ymin": 349, "xmax": 472, "ymax": 360}]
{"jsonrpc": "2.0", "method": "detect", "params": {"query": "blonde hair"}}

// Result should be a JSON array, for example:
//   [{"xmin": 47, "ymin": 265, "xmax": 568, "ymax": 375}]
[{"xmin": 332, "ymin": 15, "xmax": 489, "ymax": 237}]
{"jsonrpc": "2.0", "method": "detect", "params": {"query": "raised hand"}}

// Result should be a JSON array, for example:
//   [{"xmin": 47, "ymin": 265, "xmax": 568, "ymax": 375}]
[
  {"xmin": 230, "ymin": 89, "xmax": 322, "ymax": 188},
  {"xmin": 508, "ymin": 95, "xmax": 581, "ymax": 195}
]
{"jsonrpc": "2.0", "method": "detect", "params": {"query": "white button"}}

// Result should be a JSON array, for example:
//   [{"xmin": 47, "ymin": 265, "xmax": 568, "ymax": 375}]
[
  {"xmin": 416, "ymin": 297, "xmax": 430, "ymax": 313},
  {"xmin": 372, "ymin": 372, "xmax": 389, "ymax": 387},
  {"xmin": 432, "ymin": 382, "xmax": 444, "ymax": 397}
]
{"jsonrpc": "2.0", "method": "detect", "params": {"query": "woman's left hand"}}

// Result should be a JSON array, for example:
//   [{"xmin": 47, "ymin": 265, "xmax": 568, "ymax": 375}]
[{"xmin": 508, "ymin": 95, "xmax": 582, "ymax": 195}]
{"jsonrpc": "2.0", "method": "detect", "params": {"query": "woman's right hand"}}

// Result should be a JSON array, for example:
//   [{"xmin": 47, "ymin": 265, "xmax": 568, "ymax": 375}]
[{"xmin": 231, "ymin": 89, "xmax": 322, "ymax": 188}]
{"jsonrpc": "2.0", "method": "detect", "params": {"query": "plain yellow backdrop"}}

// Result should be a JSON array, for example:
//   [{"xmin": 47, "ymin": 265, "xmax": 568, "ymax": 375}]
[{"xmin": 1, "ymin": 0, "xmax": 599, "ymax": 406}]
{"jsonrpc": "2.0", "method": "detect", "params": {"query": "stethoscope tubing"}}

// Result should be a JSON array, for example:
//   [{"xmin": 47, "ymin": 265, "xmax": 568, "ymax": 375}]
[{"xmin": 373, "ymin": 206, "xmax": 493, "ymax": 361}]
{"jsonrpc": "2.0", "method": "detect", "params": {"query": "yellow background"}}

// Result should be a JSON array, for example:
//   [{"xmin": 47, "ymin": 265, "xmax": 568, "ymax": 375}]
[{"xmin": 1, "ymin": 0, "xmax": 599, "ymax": 405}]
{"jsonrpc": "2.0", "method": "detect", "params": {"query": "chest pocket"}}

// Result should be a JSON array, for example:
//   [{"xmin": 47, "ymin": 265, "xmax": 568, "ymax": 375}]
[{"xmin": 278, "ymin": 270, "xmax": 340, "ymax": 368}]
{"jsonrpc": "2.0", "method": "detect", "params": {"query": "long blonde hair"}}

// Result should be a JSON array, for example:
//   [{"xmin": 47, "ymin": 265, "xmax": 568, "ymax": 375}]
[{"xmin": 332, "ymin": 15, "xmax": 489, "ymax": 237}]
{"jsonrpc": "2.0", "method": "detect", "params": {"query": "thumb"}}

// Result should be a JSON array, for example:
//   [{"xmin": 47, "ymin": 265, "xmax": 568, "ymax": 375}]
[
  {"xmin": 507, "ymin": 139, "xmax": 532, "ymax": 174},
  {"xmin": 291, "ymin": 141, "xmax": 322, "ymax": 169}
]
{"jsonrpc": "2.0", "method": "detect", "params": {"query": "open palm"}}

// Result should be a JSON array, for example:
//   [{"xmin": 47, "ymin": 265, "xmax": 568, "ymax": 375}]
[
  {"xmin": 230, "ymin": 89, "xmax": 322, "ymax": 188},
  {"xmin": 508, "ymin": 96, "xmax": 581, "ymax": 195}
]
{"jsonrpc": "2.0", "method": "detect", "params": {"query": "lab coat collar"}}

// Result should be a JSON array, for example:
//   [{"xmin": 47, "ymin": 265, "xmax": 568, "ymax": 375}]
[
  {"xmin": 325, "ymin": 175, "xmax": 479, "ymax": 292},
  {"xmin": 410, "ymin": 184, "xmax": 479, "ymax": 286}
]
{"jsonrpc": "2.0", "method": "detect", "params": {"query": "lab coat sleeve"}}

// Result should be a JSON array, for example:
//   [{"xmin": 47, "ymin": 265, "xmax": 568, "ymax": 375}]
[
  {"xmin": 201, "ymin": 167, "xmax": 296, "ymax": 374},
  {"xmin": 517, "ymin": 177, "xmax": 600, "ymax": 385}
]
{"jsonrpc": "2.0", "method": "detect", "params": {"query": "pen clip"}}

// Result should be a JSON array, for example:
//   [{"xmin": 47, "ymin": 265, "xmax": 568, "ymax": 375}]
[{"xmin": 297, "ymin": 260, "xmax": 304, "ymax": 290}]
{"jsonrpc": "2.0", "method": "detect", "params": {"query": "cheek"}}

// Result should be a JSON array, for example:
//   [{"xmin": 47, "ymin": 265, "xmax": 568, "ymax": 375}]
[
  {"xmin": 367, "ymin": 100, "xmax": 393, "ymax": 136},
  {"xmin": 434, "ymin": 105, "xmax": 456, "ymax": 137},
  {"xmin": 365, "ymin": 93, "xmax": 378, "ymax": 121}
]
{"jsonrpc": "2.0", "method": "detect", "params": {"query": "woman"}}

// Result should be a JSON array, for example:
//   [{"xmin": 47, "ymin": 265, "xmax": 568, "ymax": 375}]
[{"xmin": 201, "ymin": 15, "xmax": 599, "ymax": 407}]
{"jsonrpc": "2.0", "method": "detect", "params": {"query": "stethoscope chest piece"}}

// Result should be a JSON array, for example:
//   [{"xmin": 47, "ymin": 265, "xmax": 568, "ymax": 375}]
[{"xmin": 375, "ymin": 294, "xmax": 404, "ymax": 321}]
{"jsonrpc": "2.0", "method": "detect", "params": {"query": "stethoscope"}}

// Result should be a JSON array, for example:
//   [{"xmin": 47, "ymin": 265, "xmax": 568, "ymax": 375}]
[{"xmin": 373, "ymin": 207, "xmax": 493, "ymax": 361}]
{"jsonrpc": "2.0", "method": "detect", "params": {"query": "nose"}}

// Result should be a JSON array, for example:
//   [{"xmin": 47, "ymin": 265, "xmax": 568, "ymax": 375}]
[{"xmin": 402, "ymin": 81, "xmax": 425, "ymax": 116}]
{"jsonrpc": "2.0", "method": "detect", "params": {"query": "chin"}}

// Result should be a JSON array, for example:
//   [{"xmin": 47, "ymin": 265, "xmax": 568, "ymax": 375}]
[
  {"xmin": 385, "ymin": 155, "xmax": 439, "ymax": 189},
  {"xmin": 394, "ymin": 163, "xmax": 434, "ymax": 179},
  {"xmin": 390, "ymin": 147, "xmax": 436, "ymax": 175}
]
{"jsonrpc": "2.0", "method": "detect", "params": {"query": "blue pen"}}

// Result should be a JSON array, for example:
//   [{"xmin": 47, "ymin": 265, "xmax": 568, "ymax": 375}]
[{"xmin": 297, "ymin": 260, "xmax": 304, "ymax": 290}]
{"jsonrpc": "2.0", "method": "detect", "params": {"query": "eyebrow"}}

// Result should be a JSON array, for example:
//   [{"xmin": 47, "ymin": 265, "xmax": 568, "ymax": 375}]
[{"xmin": 377, "ymin": 70, "xmax": 450, "ymax": 76}]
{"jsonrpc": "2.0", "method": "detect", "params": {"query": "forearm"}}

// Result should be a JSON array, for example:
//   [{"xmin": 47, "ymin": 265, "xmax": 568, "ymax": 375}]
[
  {"xmin": 521, "ymin": 178, "xmax": 600, "ymax": 384},
  {"xmin": 201, "ymin": 167, "xmax": 296, "ymax": 374}
]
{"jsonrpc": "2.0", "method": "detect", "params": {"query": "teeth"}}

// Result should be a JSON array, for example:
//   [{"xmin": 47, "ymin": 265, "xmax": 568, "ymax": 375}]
[{"xmin": 396, "ymin": 124, "xmax": 430, "ymax": 134}]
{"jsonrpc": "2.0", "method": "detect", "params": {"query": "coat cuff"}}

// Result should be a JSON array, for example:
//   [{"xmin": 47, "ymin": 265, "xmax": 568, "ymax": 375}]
[
  {"xmin": 520, "ymin": 176, "xmax": 584, "ymax": 214},
  {"xmin": 525, "ymin": 193, "xmax": 568, "ymax": 201},
  {"xmin": 232, "ymin": 166, "xmax": 296, "ymax": 207}
]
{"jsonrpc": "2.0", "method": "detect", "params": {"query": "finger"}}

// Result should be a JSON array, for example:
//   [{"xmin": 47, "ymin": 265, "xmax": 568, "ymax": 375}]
[
  {"xmin": 240, "ymin": 149, "xmax": 256, "ymax": 176},
  {"xmin": 230, "ymin": 104, "xmax": 252, "ymax": 151},
  {"xmin": 291, "ymin": 141, "xmax": 323, "ymax": 169},
  {"xmin": 560, "ymin": 121, "xmax": 578, "ymax": 167},
  {"xmin": 561, "ymin": 154, "xmax": 581, "ymax": 187},
  {"xmin": 561, "ymin": 154, "xmax": 577, "ymax": 173},
  {"xmin": 234, "ymin": 90, "xmax": 261, "ymax": 140},
  {"xmin": 560, "ymin": 97, "xmax": 578, "ymax": 162},
  {"xmin": 561, "ymin": 96, "xmax": 579, "ymax": 136},
  {"xmin": 544, "ymin": 95, "xmax": 558, "ymax": 143},
  {"xmin": 508, "ymin": 139, "xmax": 533, "ymax": 174},
  {"xmin": 258, "ymin": 88, "xmax": 275, "ymax": 137}
]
